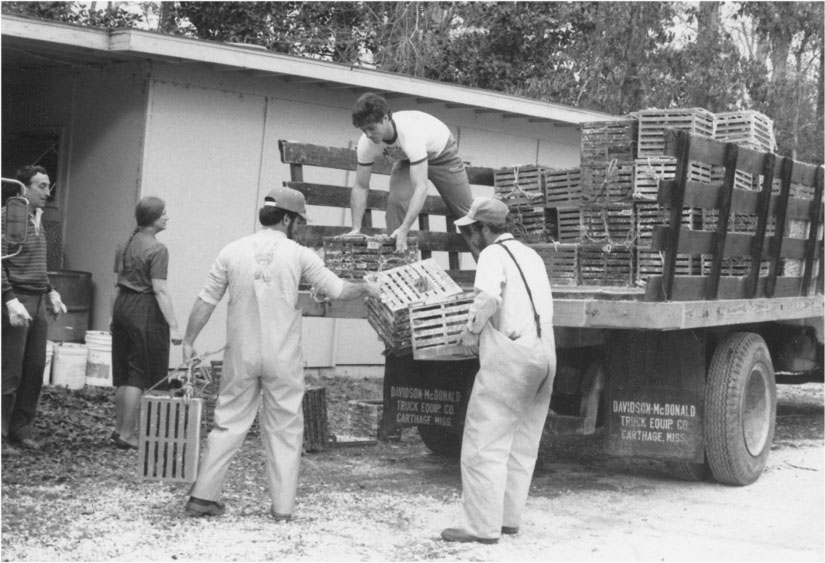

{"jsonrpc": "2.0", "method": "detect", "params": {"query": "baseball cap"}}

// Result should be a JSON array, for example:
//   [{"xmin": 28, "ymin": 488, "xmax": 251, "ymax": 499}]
[
  {"xmin": 454, "ymin": 197, "xmax": 509, "ymax": 226},
  {"xmin": 264, "ymin": 187, "xmax": 308, "ymax": 220}
]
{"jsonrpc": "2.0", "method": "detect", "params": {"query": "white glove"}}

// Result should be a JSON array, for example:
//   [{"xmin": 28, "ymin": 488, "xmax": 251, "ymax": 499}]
[
  {"xmin": 48, "ymin": 290, "xmax": 67, "ymax": 319},
  {"xmin": 6, "ymin": 298, "xmax": 32, "ymax": 327}
]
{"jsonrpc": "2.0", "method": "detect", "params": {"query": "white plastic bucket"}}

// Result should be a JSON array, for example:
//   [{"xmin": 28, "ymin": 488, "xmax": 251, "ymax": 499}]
[
  {"xmin": 43, "ymin": 340, "xmax": 55, "ymax": 385},
  {"xmin": 52, "ymin": 343, "xmax": 88, "ymax": 389},
  {"xmin": 85, "ymin": 331, "xmax": 113, "ymax": 387}
]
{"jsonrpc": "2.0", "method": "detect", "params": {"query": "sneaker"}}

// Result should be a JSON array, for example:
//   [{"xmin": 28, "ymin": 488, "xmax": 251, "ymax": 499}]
[
  {"xmin": 185, "ymin": 497, "xmax": 226, "ymax": 517},
  {"xmin": 441, "ymin": 527, "xmax": 498, "ymax": 544}
]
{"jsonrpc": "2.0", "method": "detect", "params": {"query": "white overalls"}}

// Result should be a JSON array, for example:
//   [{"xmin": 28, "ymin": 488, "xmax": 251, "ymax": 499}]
[
  {"xmin": 460, "ymin": 234, "xmax": 557, "ymax": 539},
  {"xmin": 189, "ymin": 230, "xmax": 343, "ymax": 514}
]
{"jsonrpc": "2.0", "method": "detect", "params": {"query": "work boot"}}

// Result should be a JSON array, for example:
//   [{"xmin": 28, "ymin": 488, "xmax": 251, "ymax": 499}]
[
  {"xmin": 501, "ymin": 526, "xmax": 519, "ymax": 535},
  {"xmin": 185, "ymin": 497, "xmax": 226, "ymax": 517},
  {"xmin": 440, "ymin": 528, "xmax": 498, "ymax": 544},
  {"xmin": 270, "ymin": 508, "xmax": 293, "ymax": 522}
]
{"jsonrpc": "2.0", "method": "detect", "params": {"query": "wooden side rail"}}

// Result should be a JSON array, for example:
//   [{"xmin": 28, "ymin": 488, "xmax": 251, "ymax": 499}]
[{"xmin": 647, "ymin": 130, "xmax": 824, "ymax": 302}]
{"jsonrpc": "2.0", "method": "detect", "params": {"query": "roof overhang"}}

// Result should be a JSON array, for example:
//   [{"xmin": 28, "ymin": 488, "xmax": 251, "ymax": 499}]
[{"xmin": 2, "ymin": 15, "xmax": 617, "ymax": 125}]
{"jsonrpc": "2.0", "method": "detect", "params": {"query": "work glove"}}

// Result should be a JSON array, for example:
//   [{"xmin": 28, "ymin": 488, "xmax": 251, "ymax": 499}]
[
  {"xmin": 458, "ymin": 326, "xmax": 480, "ymax": 356},
  {"xmin": 48, "ymin": 290, "xmax": 67, "ymax": 319},
  {"xmin": 5, "ymin": 298, "xmax": 32, "ymax": 327}
]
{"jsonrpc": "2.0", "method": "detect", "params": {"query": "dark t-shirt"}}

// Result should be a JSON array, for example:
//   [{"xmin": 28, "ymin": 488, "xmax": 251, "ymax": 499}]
[{"xmin": 114, "ymin": 232, "xmax": 169, "ymax": 293}]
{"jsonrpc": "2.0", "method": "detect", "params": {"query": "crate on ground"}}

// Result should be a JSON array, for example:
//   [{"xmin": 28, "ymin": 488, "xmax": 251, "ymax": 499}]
[
  {"xmin": 365, "ymin": 259, "xmax": 464, "ymax": 355},
  {"xmin": 714, "ymin": 110, "xmax": 775, "ymax": 152},
  {"xmin": 323, "ymin": 235, "xmax": 418, "ymax": 280},
  {"xmin": 580, "ymin": 119, "xmax": 638, "ymax": 165},
  {"xmin": 409, "ymin": 291, "xmax": 476, "ymax": 361},
  {"xmin": 581, "ymin": 162, "xmax": 634, "ymax": 204},
  {"xmin": 138, "ymin": 395, "xmax": 203, "ymax": 483},
  {"xmin": 636, "ymin": 108, "xmax": 716, "ymax": 157},
  {"xmin": 544, "ymin": 168, "xmax": 583, "ymax": 207},
  {"xmin": 579, "ymin": 244, "xmax": 635, "ymax": 287},
  {"xmin": 531, "ymin": 243, "xmax": 579, "ymax": 286},
  {"xmin": 579, "ymin": 204, "xmax": 636, "ymax": 246}
]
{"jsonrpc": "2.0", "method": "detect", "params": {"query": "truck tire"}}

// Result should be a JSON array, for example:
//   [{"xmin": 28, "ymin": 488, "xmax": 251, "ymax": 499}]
[
  {"xmin": 705, "ymin": 332, "xmax": 776, "ymax": 486},
  {"xmin": 418, "ymin": 425, "xmax": 462, "ymax": 457}
]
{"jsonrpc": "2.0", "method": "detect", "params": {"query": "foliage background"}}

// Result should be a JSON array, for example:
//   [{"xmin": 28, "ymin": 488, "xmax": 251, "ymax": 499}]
[{"xmin": 3, "ymin": 1, "xmax": 822, "ymax": 164}]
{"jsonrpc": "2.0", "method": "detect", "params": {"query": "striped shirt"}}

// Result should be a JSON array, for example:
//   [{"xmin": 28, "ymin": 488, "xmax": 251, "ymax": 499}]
[{"xmin": 2, "ymin": 209, "xmax": 52, "ymax": 302}]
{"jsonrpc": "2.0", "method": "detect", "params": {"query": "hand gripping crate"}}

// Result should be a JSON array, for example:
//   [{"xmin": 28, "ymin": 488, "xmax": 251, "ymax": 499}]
[
  {"xmin": 323, "ymin": 235, "xmax": 418, "ymax": 280},
  {"xmin": 636, "ymin": 108, "xmax": 716, "ymax": 157},
  {"xmin": 365, "ymin": 259, "xmax": 463, "ymax": 355},
  {"xmin": 409, "ymin": 291, "xmax": 476, "ymax": 361},
  {"xmin": 138, "ymin": 395, "xmax": 203, "ymax": 483},
  {"xmin": 579, "ymin": 119, "xmax": 638, "ymax": 165}
]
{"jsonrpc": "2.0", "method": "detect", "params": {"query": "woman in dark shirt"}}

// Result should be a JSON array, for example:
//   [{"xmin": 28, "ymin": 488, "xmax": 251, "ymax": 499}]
[{"xmin": 110, "ymin": 197, "xmax": 181, "ymax": 449}]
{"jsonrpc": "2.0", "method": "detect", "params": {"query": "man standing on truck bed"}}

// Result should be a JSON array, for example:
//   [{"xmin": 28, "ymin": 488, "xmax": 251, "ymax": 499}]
[
  {"xmin": 441, "ymin": 197, "xmax": 556, "ymax": 544},
  {"xmin": 349, "ymin": 92, "xmax": 479, "ymax": 259}
]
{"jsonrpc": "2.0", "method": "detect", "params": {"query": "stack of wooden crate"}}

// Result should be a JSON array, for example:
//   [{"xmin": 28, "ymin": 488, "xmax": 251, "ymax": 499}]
[
  {"xmin": 365, "ymin": 259, "xmax": 463, "ymax": 356},
  {"xmin": 323, "ymin": 235, "xmax": 418, "ymax": 280},
  {"xmin": 494, "ymin": 165, "xmax": 554, "ymax": 243}
]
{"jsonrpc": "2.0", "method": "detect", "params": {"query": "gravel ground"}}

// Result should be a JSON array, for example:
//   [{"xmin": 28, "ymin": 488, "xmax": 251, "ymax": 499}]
[{"xmin": 1, "ymin": 373, "xmax": 822, "ymax": 561}]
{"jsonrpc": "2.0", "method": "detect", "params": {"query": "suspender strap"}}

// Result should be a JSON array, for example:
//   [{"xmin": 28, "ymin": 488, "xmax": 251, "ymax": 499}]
[{"xmin": 495, "ymin": 241, "xmax": 541, "ymax": 338}]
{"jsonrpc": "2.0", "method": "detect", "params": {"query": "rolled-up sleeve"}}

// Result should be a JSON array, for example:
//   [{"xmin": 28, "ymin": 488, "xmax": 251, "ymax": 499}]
[
  {"xmin": 467, "ymin": 248, "xmax": 505, "ymax": 333},
  {"xmin": 198, "ymin": 251, "xmax": 229, "ymax": 306},
  {"xmin": 300, "ymin": 248, "xmax": 344, "ymax": 300}
]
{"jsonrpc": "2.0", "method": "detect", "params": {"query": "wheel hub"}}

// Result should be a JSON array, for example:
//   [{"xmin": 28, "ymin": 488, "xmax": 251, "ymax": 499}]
[{"xmin": 742, "ymin": 362, "xmax": 771, "ymax": 456}]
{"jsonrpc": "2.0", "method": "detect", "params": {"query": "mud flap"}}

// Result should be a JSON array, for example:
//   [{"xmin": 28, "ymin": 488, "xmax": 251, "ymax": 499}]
[
  {"xmin": 606, "ymin": 329, "xmax": 705, "ymax": 462},
  {"xmin": 380, "ymin": 353, "xmax": 477, "ymax": 440}
]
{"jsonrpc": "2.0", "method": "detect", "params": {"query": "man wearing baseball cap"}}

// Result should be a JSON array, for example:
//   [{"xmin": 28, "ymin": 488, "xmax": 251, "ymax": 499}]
[
  {"xmin": 441, "ymin": 197, "xmax": 557, "ymax": 544},
  {"xmin": 181, "ymin": 187, "xmax": 379, "ymax": 520}
]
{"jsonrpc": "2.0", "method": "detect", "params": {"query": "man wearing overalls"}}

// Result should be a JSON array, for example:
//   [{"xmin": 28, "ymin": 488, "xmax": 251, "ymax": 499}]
[
  {"xmin": 181, "ymin": 187, "xmax": 379, "ymax": 520},
  {"xmin": 442, "ymin": 197, "xmax": 556, "ymax": 544}
]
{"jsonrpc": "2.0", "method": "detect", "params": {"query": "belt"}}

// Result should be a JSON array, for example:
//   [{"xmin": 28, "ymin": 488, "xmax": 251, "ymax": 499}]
[
  {"xmin": 12, "ymin": 287, "xmax": 49, "ymax": 296},
  {"xmin": 118, "ymin": 286, "xmax": 153, "ymax": 295}
]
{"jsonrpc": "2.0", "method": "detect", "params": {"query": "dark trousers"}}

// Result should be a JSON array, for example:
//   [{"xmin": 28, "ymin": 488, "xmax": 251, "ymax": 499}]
[{"xmin": 2, "ymin": 293, "xmax": 48, "ymax": 440}]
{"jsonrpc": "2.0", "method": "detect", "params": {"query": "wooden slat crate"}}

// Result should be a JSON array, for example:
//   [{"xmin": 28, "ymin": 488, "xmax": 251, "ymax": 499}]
[
  {"xmin": 579, "ymin": 119, "xmax": 638, "ymax": 165},
  {"xmin": 555, "ymin": 208, "xmax": 584, "ymax": 243},
  {"xmin": 365, "ymin": 259, "xmax": 463, "ymax": 355},
  {"xmin": 579, "ymin": 204, "xmax": 636, "ymax": 246},
  {"xmin": 637, "ymin": 249, "xmax": 701, "ymax": 280},
  {"xmin": 635, "ymin": 201, "xmax": 702, "ymax": 279},
  {"xmin": 409, "ymin": 292, "xmax": 475, "ymax": 361},
  {"xmin": 581, "ymin": 162, "xmax": 634, "ymax": 204},
  {"xmin": 633, "ymin": 157, "xmax": 716, "ymax": 200},
  {"xmin": 636, "ymin": 108, "xmax": 716, "ymax": 157},
  {"xmin": 714, "ymin": 110, "xmax": 775, "ymax": 152},
  {"xmin": 544, "ymin": 168, "xmax": 583, "ymax": 207},
  {"xmin": 138, "ymin": 396, "xmax": 202, "ymax": 483},
  {"xmin": 323, "ymin": 235, "xmax": 418, "ymax": 280},
  {"xmin": 303, "ymin": 386, "xmax": 328, "ymax": 452},
  {"xmin": 508, "ymin": 203, "xmax": 553, "ymax": 243},
  {"xmin": 531, "ymin": 243, "xmax": 579, "ymax": 286},
  {"xmin": 579, "ymin": 245, "xmax": 635, "ymax": 287},
  {"xmin": 494, "ymin": 165, "xmax": 548, "ymax": 200}
]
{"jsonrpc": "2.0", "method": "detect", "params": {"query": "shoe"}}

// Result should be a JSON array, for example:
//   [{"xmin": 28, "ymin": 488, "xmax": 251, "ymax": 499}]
[
  {"xmin": 12, "ymin": 437, "xmax": 41, "ymax": 450},
  {"xmin": 441, "ymin": 528, "xmax": 498, "ymax": 545},
  {"xmin": 185, "ymin": 497, "xmax": 226, "ymax": 517},
  {"xmin": 115, "ymin": 438, "xmax": 137, "ymax": 450},
  {"xmin": 501, "ymin": 526, "xmax": 519, "ymax": 535},
  {"xmin": 109, "ymin": 431, "xmax": 120, "ymax": 444},
  {"xmin": 2, "ymin": 439, "xmax": 20, "ymax": 457},
  {"xmin": 270, "ymin": 509, "xmax": 293, "ymax": 522}
]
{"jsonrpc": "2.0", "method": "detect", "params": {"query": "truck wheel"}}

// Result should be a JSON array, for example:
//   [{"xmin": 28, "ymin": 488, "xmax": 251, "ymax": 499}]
[
  {"xmin": 666, "ymin": 458, "xmax": 712, "ymax": 482},
  {"xmin": 418, "ymin": 425, "xmax": 462, "ymax": 457},
  {"xmin": 705, "ymin": 332, "xmax": 776, "ymax": 486}
]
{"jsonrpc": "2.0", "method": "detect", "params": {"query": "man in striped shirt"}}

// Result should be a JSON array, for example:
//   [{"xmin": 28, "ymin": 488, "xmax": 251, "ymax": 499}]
[{"xmin": 2, "ymin": 165, "xmax": 67, "ymax": 456}]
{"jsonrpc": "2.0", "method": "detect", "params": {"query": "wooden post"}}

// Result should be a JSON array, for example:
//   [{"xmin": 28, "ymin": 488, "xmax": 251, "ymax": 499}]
[
  {"xmin": 661, "ymin": 130, "xmax": 691, "ymax": 301},
  {"xmin": 706, "ymin": 142, "xmax": 739, "ymax": 300},
  {"xmin": 766, "ymin": 157, "xmax": 794, "ymax": 298},
  {"xmin": 746, "ymin": 152, "xmax": 776, "ymax": 298}
]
